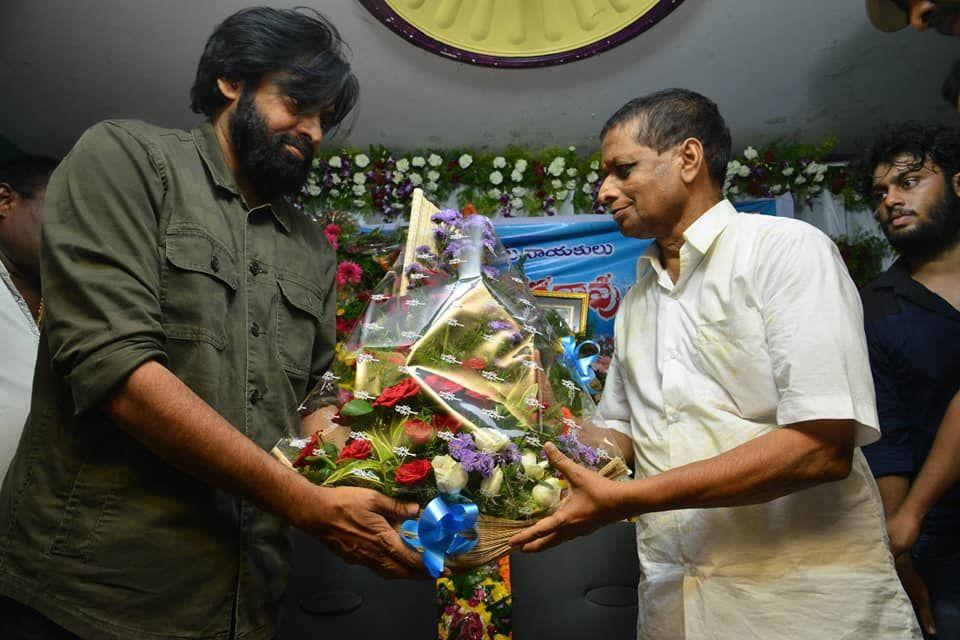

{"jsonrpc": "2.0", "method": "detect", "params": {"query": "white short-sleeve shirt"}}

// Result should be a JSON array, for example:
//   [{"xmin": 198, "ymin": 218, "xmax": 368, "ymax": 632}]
[{"xmin": 598, "ymin": 200, "xmax": 919, "ymax": 639}]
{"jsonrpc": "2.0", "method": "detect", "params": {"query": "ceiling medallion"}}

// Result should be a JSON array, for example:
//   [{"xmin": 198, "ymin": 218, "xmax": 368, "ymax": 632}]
[{"xmin": 359, "ymin": 0, "xmax": 685, "ymax": 68}]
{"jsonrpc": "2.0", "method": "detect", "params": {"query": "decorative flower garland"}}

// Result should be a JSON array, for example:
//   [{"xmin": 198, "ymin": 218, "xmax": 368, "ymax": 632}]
[{"xmin": 302, "ymin": 140, "xmax": 865, "ymax": 220}]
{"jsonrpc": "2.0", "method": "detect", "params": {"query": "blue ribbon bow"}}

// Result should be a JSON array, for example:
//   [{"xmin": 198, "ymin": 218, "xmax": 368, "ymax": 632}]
[
  {"xmin": 560, "ymin": 336, "xmax": 599, "ymax": 394},
  {"xmin": 401, "ymin": 496, "xmax": 479, "ymax": 578}
]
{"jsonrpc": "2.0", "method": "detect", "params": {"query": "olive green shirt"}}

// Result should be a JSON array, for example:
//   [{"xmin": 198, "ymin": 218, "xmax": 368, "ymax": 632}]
[{"xmin": 0, "ymin": 120, "xmax": 336, "ymax": 640}]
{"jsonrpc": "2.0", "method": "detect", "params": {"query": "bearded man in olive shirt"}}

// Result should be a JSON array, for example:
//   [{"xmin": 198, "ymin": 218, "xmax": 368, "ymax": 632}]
[{"xmin": 0, "ymin": 8, "xmax": 424, "ymax": 640}]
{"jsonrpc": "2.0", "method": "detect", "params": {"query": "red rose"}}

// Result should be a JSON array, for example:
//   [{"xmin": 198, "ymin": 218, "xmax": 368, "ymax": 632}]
[
  {"xmin": 293, "ymin": 432, "xmax": 319, "ymax": 468},
  {"xmin": 763, "ymin": 149, "xmax": 776, "ymax": 163},
  {"xmin": 373, "ymin": 378, "xmax": 420, "ymax": 408},
  {"xmin": 462, "ymin": 357, "xmax": 487, "ymax": 371},
  {"xmin": 337, "ymin": 438, "xmax": 372, "ymax": 463},
  {"xmin": 423, "ymin": 374, "xmax": 464, "ymax": 395},
  {"xmin": 386, "ymin": 352, "xmax": 406, "ymax": 365},
  {"xmin": 403, "ymin": 418, "xmax": 434, "ymax": 446},
  {"xmin": 395, "ymin": 459, "xmax": 432, "ymax": 486},
  {"xmin": 432, "ymin": 413, "xmax": 461, "ymax": 434}
]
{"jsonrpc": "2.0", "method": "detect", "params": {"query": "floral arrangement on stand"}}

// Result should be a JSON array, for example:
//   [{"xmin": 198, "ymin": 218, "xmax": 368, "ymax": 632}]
[
  {"xmin": 437, "ymin": 556, "xmax": 512, "ymax": 640},
  {"xmin": 832, "ymin": 231, "xmax": 890, "ymax": 288},
  {"xmin": 302, "ymin": 139, "xmax": 866, "ymax": 220}
]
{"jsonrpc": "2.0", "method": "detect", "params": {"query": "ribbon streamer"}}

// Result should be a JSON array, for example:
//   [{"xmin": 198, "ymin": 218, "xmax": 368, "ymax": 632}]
[
  {"xmin": 559, "ymin": 336, "xmax": 599, "ymax": 394},
  {"xmin": 401, "ymin": 496, "xmax": 479, "ymax": 578}
]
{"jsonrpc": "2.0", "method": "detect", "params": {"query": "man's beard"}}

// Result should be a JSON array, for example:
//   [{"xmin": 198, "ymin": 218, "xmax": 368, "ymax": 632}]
[
  {"xmin": 229, "ymin": 91, "xmax": 313, "ymax": 201},
  {"xmin": 880, "ymin": 185, "xmax": 960, "ymax": 261}
]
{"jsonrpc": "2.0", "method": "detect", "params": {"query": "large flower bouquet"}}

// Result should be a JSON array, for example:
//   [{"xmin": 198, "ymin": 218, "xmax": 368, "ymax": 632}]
[{"xmin": 281, "ymin": 192, "xmax": 625, "ymax": 576}]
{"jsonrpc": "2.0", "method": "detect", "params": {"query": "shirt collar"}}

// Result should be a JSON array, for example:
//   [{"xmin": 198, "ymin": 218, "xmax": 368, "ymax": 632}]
[
  {"xmin": 636, "ymin": 199, "xmax": 735, "ymax": 285},
  {"xmin": 192, "ymin": 122, "xmax": 292, "ymax": 233},
  {"xmin": 867, "ymin": 257, "xmax": 960, "ymax": 320}
]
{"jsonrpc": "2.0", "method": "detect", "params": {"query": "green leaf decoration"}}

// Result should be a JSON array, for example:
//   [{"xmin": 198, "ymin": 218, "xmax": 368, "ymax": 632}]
[{"xmin": 341, "ymin": 399, "xmax": 374, "ymax": 417}]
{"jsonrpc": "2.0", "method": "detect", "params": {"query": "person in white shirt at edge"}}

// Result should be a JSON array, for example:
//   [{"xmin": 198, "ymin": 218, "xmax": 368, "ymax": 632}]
[
  {"xmin": 510, "ymin": 89, "xmax": 920, "ymax": 639},
  {"xmin": 0, "ymin": 155, "xmax": 58, "ymax": 483}
]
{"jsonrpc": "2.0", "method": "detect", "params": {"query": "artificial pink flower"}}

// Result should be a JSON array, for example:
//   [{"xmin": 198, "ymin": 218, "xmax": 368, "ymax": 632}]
[
  {"xmin": 324, "ymin": 223, "xmax": 341, "ymax": 251},
  {"xmin": 335, "ymin": 260, "xmax": 363, "ymax": 286}
]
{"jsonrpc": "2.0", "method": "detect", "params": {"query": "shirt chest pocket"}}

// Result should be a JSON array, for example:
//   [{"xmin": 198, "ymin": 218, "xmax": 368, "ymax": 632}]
[
  {"xmin": 276, "ymin": 273, "xmax": 324, "ymax": 379},
  {"xmin": 693, "ymin": 312, "xmax": 779, "ymax": 420},
  {"xmin": 161, "ymin": 228, "xmax": 238, "ymax": 349}
]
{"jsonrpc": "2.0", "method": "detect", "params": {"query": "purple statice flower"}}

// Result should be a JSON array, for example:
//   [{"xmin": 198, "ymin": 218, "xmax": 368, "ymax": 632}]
[
  {"xmin": 481, "ymin": 265, "xmax": 500, "ymax": 280},
  {"xmin": 508, "ymin": 331, "xmax": 524, "ymax": 345},
  {"xmin": 448, "ymin": 433, "xmax": 475, "ymax": 460},
  {"xmin": 557, "ymin": 431, "xmax": 599, "ymax": 467},
  {"xmin": 459, "ymin": 449, "xmax": 495, "ymax": 477},
  {"xmin": 431, "ymin": 208, "xmax": 463, "ymax": 226},
  {"xmin": 495, "ymin": 443, "xmax": 521, "ymax": 466},
  {"xmin": 487, "ymin": 320, "xmax": 513, "ymax": 332}
]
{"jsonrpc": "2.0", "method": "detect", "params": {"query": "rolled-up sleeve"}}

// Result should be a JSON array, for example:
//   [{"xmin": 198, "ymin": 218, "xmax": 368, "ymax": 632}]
[
  {"xmin": 861, "ymin": 328, "xmax": 915, "ymax": 477},
  {"xmin": 755, "ymin": 224, "xmax": 880, "ymax": 446},
  {"xmin": 41, "ymin": 122, "xmax": 167, "ymax": 414}
]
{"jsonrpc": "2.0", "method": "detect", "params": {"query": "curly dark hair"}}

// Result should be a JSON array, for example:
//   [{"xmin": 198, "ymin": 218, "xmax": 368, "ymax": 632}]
[
  {"xmin": 600, "ymin": 88, "xmax": 732, "ymax": 187},
  {"xmin": 190, "ymin": 7, "xmax": 358, "ymax": 130},
  {"xmin": 857, "ymin": 123, "xmax": 960, "ymax": 204}
]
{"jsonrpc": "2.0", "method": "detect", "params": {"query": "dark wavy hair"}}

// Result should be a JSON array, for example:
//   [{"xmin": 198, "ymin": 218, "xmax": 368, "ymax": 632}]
[
  {"xmin": 600, "ymin": 88, "xmax": 732, "ymax": 187},
  {"xmin": 190, "ymin": 7, "xmax": 358, "ymax": 130},
  {"xmin": 857, "ymin": 123, "xmax": 960, "ymax": 202},
  {"xmin": 0, "ymin": 155, "xmax": 59, "ymax": 198}
]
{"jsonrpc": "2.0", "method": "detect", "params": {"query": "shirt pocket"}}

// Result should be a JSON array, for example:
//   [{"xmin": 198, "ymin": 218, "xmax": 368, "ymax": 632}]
[
  {"xmin": 161, "ymin": 227, "xmax": 238, "ymax": 350},
  {"xmin": 276, "ymin": 272, "xmax": 324, "ymax": 380},
  {"xmin": 692, "ymin": 311, "xmax": 778, "ymax": 420}
]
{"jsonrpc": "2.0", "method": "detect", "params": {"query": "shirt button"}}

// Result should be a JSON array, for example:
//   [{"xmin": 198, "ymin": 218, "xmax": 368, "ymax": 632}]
[
  {"xmin": 249, "ymin": 389, "xmax": 262, "ymax": 405},
  {"xmin": 250, "ymin": 322, "xmax": 262, "ymax": 337},
  {"xmin": 249, "ymin": 260, "xmax": 263, "ymax": 275},
  {"xmin": 210, "ymin": 255, "xmax": 220, "ymax": 272}
]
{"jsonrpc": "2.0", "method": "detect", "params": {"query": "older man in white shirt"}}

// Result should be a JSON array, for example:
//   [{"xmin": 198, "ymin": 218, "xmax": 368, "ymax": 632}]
[{"xmin": 511, "ymin": 89, "xmax": 919, "ymax": 639}]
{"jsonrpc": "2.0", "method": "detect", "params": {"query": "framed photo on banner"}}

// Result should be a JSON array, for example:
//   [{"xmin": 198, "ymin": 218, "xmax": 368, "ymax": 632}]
[{"xmin": 532, "ymin": 290, "xmax": 589, "ymax": 334}]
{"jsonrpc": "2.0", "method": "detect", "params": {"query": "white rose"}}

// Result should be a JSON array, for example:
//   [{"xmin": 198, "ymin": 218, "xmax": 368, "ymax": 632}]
[
  {"xmin": 352, "ymin": 184, "xmax": 366, "ymax": 196},
  {"xmin": 409, "ymin": 173, "xmax": 423, "ymax": 186},
  {"xmin": 480, "ymin": 468, "xmax": 504, "ymax": 497},
  {"xmin": 551, "ymin": 179, "xmax": 563, "ymax": 189},
  {"xmin": 395, "ymin": 158, "xmax": 410, "ymax": 172},
  {"xmin": 795, "ymin": 175, "xmax": 807, "ymax": 185},
  {"xmin": 458, "ymin": 154, "xmax": 473, "ymax": 169},
  {"xmin": 428, "ymin": 153, "xmax": 442, "ymax": 167},
  {"xmin": 805, "ymin": 162, "xmax": 820, "ymax": 175},
  {"xmin": 354, "ymin": 153, "xmax": 370, "ymax": 168},
  {"xmin": 782, "ymin": 166, "xmax": 794, "ymax": 177},
  {"xmin": 743, "ymin": 146, "xmax": 758, "ymax": 160},
  {"xmin": 514, "ymin": 158, "xmax": 528, "ymax": 172},
  {"xmin": 510, "ymin": 170, "xmax": 523, "ymax": 182},
  {"xmin": 392, "ymin": 172, "xmax": 404, "ymax": 184},
  {"xmin": 565, "ymin": 179, "xmax": 577, "ymax": 190},
  {"xmin": 582, "ymin": 184, "xmax": 593, "ymax": 194},
  {"xmin": 814, "ymin": 173, "xmax": 824, "ymax": 183},
  {"xmin": 772, "ymin": 184, "xmax": 783, "ymax": 193},
  {"xmin": 556, "ymin": 189, "xmax": 569, "ymax": 200},
  {"xmin": 330, "ymin": 188, "xmax": 340, "ymax": 197},
  {"xmin": 511, "ymin": 198, "xmax": 524, "ymax": 209},
  {"xmin": 488, "ymin": 188, "xmax": 502, "ymax": 198},
  {"xmin": 586, "ymin": 171, "xmax": 599, "ymax": 183},
  {"xmin": 426, "ymin": 181, "xmax": 438, "ymax": 192},
  {"xmin": 512, "ymin": 186, "xmax": 527, "ymax": 197},
  {"xmin": 548, "ymin": 157, "xmax": 565, "ymax": 176},
  {"xmin": 589, "ymin": 160, "xmax": 599, "ymax": 170},
  {"xmin": 532, "ymin": 478, "xmax": 562, "ymax": 510},
  {"xmin": 307, "ymin": 184, "xmax": 321, "ymax": 196},
  {"xmin": 489, "ymin": 170, "xmax": 503, "ymax": 185},
  {"xmin": 727, "ymin": 160, "xmax": 741, "ymax": 176},
  {"xmin": 472, "ymin": 428, "xmax": 511, "ymax": 452},
  {"xmin": 427, "ymin": 170, "xmax": 440, "ymax": 181},
  {"xmin": 353, "ymin": 172, "xmax": 366, "ymax": 185},
  {"xmin": 328, "ymin": 155, "xmax": 342, "ymax": 168},
  {"xmin": 412, "ymin": 156, "xmax": 426, "ymax": 167},
  {"xmin": 331, "ymin": 174, "xmax": 341, "ymax": 185},
  {"xmin": 521, "ymin": 449, "xmax": 547, "ymax": 480},
  {"xmin": 432, "ymin": 455, "xmax": 468, "ymax": 494},
  {"xmin": 493, "ymin": 156, "xmax": 506, "ymax": 169},
  {"xmin": 566, "ymin": 167, "xmax": 578, "ymax": 177},
  {"xmin": 738, "ymin": 165, "xmax": 750, "ymax": 178}
]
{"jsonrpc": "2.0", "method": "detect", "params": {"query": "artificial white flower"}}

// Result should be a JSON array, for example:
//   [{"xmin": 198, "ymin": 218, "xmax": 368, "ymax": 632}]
[
  {"xmin": 352, "ymin": 184, "xmax": 366, "ymax": 196},
  {"xmin": 353, "ymin": 172, "xmax": 366, "ymax": 185},
  {"xmin": 392, "ymin": 172, "xmax": 404, "ymax": 184},
  {"xmin": 551, "ymin": 179, "xmax": 563, "ymax": 189},
  {"xmin": 329, "ymin": 188, "xmax": 340, "ymax": 197},
  {"xmin": 488, "ymin": 188, "xmax": 502, "ymax": 198},
  {"xmin": 328, "ymin": 155, "xmax": 342, "ymax": 168},
  {"xmin": 521, "ymin": 449, "xmax": 547, "ymax": 480},
  {"xmin": 511, "ymin": 197, "xmax": 524, "ymax": 209},
  {"xmin": 727, "ymin": 160, "xmax": 742, "ymax": 176},
  {"xmin": 354, "ymin": 153, "xmax": 370, "ymax": 168},
  {"xmin": 480, "ymin": 468, "xmax": 504, "ymax": 497},
  {"xmin": 458, "ymin": 154, "xmax": 473, "ymax": 169},
  {"xmin": 586, "ymin": 171, "xmax": 599, "ymax": 183},
  {"xmin": 427, "ymin": 170, "xmax": 440, "ymax": 182},
  {"xmin": 738, "ymin": 165, "xmax": 750, "ymax": 178},
  {"xmin": 772, "ymin": 184, "xmax": 783, "ymax": 194},
  {"xmin": 510, "ymin": 170, "xmax": 523, "ymax": 182},
  {"xmin": 743, "ymin": 146, "xmax": 758, "ymax": 160},
  {"xmin": 395, "ymin": 158, "xmax": 410, "ymax": 172},
  {"xmin": 514, "ymin": 158, "xmax": 528, "ymax": 172},
  {"xmin": 412, "ymin": 156, "xmax": 426, "ymax": 167},
  {"xmin": 493, "ymin": 156, "xmax": 507, "ymax": 169},
  {"xmin": 409, "ymin": 173, "xmax": 423, "ymax": 186},
  {"xmin": 512, "ymin": 186, "xmax": 527, "ymax": 197},
  {"xmin": 532, "ymin": 478, "xmax": 563, "ymax": 510},
  {"xmin": 426, "ymin": 181, "xmax": 438, "ymax": 192},
  {"xmin": 566, "ymin": 167, "xmax": 578, "ymax": 177},
  {"xmin": 729, "ymin": 185, "xmax": 740, "ymax": 194},
  {"xmin": 432, "ymin": 455, "xmax": 468, "ymax": 494},
  {"xmin": 795, "ymin": 175, "xmax": 807, "ymax": 185},
  {"xmin": 472, "ymin": 428, "xmax": 511, "ymax": 452},
  {"xmin": 428, "ymin": 153, "xmax": 443, "ymax": 167},
  {"xmin": 565, "ymin": 179, "xmax": 577, "ymax": 190},
  {"xmin": 556, "ymin": 189, "xmax": 569, "ymax": 200},
  {"xmin": 548, "ymin": 157, "xmax": 565, "ymax": 176},
  {"xmin": 568, "ymin": 145, "xmax": 576, "ymax": 152},
  {"xmin": 352, "ymin": 198, "xmax": 365, "ymax": 207},
  {"xmin": 331, "ymin": 174, "xmax": 341, "ymax": 185},
  {"xmin": 805, "ymin": 162, "xmax": 821, "ymax": 175},
  {"xmin": 489, "ymin": 170, "xmax": 504, "ymax": 185},
  {"xmin": 307, "ymin": 184, "xmax": 321, "ymax": 196},
  {"xmin": 782, "ymin": 166, "xmax": 795, "ymax": 177},
  {"xmin": 582, "ymin": 184, "xmax": 593, "ymax": 194},
  {"xmin": 589, "ymin": 160, "xmax": 599, "ymax": 170},
  {"xmin": 814, "ymin": 173, "xmax": 825, "ymax": 183}
]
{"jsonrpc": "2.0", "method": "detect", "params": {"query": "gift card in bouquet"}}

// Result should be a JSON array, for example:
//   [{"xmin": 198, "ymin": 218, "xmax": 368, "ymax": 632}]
[{"xmin": 278, "ymin": 189, "xmax": 628, "ymax": 577}]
